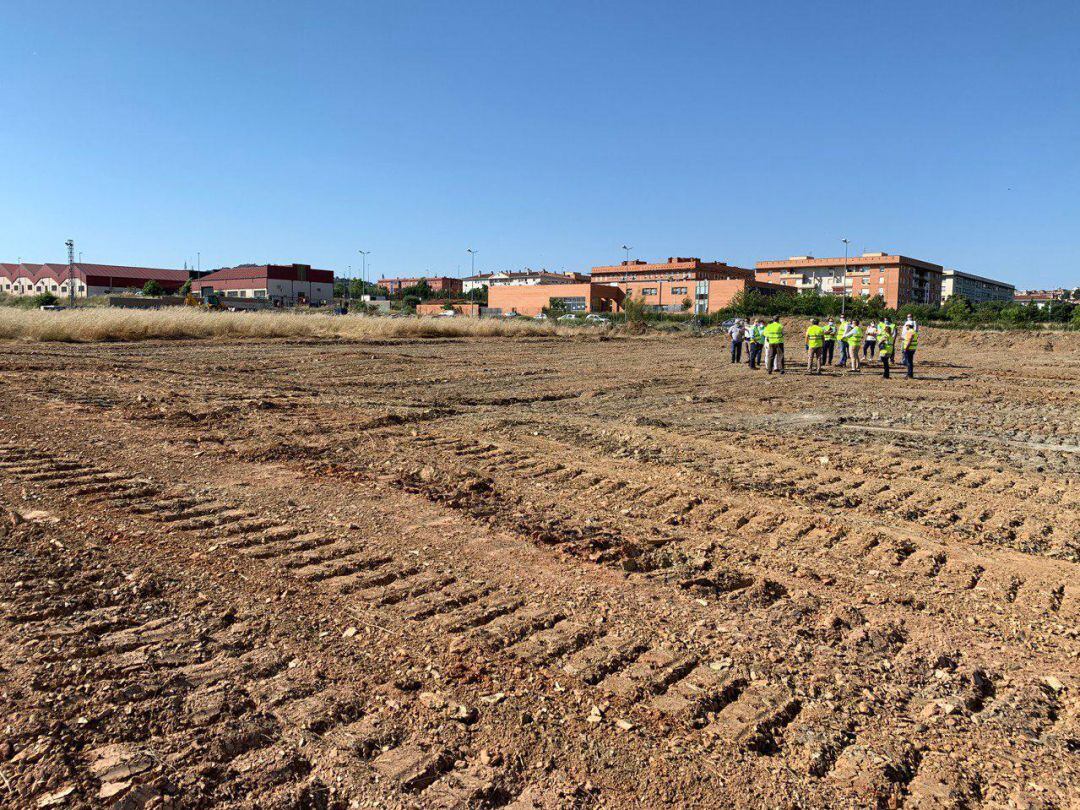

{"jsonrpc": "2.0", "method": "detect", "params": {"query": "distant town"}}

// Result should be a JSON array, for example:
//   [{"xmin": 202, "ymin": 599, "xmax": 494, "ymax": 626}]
[{"xmin": 1, "ymin": 252, "xmax": 1076, "ymax": 318}]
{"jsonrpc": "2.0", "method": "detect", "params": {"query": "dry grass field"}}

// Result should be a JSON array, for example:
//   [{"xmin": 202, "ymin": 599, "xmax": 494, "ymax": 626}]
[
  {"xmin": 0, "ymin": 325, "xmax": 1077, "ymax": 808},
  {"xmin": 0, "ymin": 307, "xmax": 586, "ymax": 342}
]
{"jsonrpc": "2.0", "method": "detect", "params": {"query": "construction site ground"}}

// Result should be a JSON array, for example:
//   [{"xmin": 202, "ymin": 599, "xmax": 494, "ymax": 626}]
[{"xmin": 0, "ymin": 328, "xmax": 1077, "ymax": 809}]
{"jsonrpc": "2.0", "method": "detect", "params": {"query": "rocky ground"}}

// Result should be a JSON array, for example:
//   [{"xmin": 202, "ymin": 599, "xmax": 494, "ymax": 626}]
[{"xmin": 0, "ymin": 328, "xmax": 1077, "ymax": 808}]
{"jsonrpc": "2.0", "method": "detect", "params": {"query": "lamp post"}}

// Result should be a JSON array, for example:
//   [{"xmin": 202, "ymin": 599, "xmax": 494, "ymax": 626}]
[
  {"xmin": 467, "ymin": 248, "xmax": 478, "ymax": 277},
  {"xmin": 840, "ymin": 238, "xmax": 850, "ymax": 319},
  {"xmin": 358, "ymin": 250, "xmax": 370, "ymax": 301},
  {"xmin": 65, "ymin": 239, "xmax": 75, "ymax": 307}
]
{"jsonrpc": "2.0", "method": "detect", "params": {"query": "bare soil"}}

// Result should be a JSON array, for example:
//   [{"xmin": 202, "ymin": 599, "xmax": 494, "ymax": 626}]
[{"xmin": 0, "ymin": 329, "xmax": 1077, "ymax": 808}]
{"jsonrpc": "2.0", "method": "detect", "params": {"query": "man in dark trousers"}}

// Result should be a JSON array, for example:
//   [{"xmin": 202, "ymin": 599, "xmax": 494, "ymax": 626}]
[{"xmin": 902, "ymin": 326, "xmax": 918, "ymax": 378}]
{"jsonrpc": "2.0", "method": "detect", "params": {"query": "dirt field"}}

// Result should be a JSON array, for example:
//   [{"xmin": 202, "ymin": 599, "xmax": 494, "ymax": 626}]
[{"xmin": 0, "ymin": 328, "xmax": 1077, "ymax": 809}]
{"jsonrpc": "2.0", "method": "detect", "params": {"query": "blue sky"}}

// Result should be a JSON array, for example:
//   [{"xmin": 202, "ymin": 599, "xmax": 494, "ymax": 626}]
[{"xmin": 2, "ymin": 0, "xmax": 1078, "ymax": 288}]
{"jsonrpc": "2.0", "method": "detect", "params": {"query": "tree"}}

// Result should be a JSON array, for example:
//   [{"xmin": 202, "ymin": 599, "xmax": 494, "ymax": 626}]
[
  {"xmin": 30, "ymin": 292, "xmax": 58, "ymax": 308},
  {"xmin": 542, "ymin": 298, "xmax": 570, "ymax": 319},
  {"xmin": 621, "ymin": 294, "xmax": 647, "ymax": 324},
  {"xmin": 681, "ymin": 297, "xmax": 692, "ymax": 311},
  {"xmin": 142, "ymin": 280, "xmax": 165, "ymax": 297},
  {"xmin": 944, "ymin": 295, "xmax": 973, "ymax": 322},
  {"xmin": 179, "ymin": 278, "xmax": 192, "ymax": 296}
]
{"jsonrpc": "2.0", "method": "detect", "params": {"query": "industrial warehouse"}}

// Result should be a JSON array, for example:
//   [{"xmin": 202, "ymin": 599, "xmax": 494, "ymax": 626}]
[{"xmin": 0, "ymin": 261, "xmax": 191, "ymax": 298}]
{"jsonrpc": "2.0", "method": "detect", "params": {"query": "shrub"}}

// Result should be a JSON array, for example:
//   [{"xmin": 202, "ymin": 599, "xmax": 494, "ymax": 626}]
[{"xmin": 142, "ymin": 280, "xmax": 165, "ymax": 297}]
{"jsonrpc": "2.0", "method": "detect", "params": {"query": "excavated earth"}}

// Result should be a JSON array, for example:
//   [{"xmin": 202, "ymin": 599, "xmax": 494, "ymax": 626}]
[{"xmin": 0, "ymin": 328, "xmax": 1077, "ymax": 809}]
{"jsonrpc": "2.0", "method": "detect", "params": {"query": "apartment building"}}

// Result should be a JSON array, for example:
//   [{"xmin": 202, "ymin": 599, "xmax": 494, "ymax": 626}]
[
  {"xmin": 941, "ymin": 269, "xmax": 1015, "ymax": 303},
  {"xmin": 755, "ymin": 252, "xmax": 944, "ymax": 308},
  {"xmin": 377, "ymin": 276, "xmax": 463, "ymax": 296},
  {"xmin": 590, "ymin": 257, "xmax": 785, "ymax": 314}
]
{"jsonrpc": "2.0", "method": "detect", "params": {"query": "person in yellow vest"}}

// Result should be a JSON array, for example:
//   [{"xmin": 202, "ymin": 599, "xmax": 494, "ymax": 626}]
[
  {"xmin": 902, "ymin": 325, "xmax": 918, "ymax": 378},
  {"xmin": 836, "ymin": 317, "xmax": 849, "ymax": 366},
  {"xmin": 877, "ymin": 318, "xmax": 893, "ymax": 364},
  {"xmin": 878, "ymin": 327, "xmax": 894, "ymax": 378},
  {"xmin": 805, "ymin": 318, "xmax": 825, "ymax": 375},
  {"xmin": 763, "ymin": 316, "xmax": 785, "ymax": 375},
  {"xmin": 844, "ymin": 319, "xmax": 863, "ymax": 371},
  {"xmin": 747, "ymin": 317, "xmax": 766, "ymax": 369},
  {"xmin": 822, "ymin": 318, "xmax": 837, "ymax": 366}
]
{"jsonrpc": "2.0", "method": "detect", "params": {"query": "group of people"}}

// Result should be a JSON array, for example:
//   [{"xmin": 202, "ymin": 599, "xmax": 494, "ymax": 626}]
[{"xmin": 728, "ymin": 314, "xmax": 920, "ymax": 378}]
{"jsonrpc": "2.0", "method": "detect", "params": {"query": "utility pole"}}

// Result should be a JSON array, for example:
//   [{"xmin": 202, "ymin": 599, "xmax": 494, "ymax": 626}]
[
  {"xmin": 65, "ymin": 239, "xmax": 75, "ymax": 307},
  {"xmin": 841, "ymin": 238, "xmax": 850, "ymax": 319}
]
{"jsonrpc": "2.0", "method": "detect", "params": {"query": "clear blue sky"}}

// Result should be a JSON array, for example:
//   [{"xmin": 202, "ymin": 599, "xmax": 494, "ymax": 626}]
[{"xmin": 2, "ymin": 1, "xmax": 1078, "ymax": 288}]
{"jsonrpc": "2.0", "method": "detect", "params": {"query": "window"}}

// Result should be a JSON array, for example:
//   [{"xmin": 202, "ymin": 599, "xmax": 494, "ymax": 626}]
[
  {"xmin": 551, "ymin": 296, "xmax": 587, "ymax": 312},
  {"xmin": 642, "ymin": 288, "xmax": 657, "ymax": 296},
  {"xmin": 671, "ymin": 286, "xmax": 687, "ymax": 295},
  {"xmin": 254, "ymin": 289, "xmax": 267, "ymax": 298}
]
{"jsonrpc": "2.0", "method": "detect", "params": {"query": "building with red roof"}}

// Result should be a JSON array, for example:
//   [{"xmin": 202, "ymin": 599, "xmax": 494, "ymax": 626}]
[
  {"xmin": 194, "ymin": 264, "xmax": 334, "ymax": 306},
  {"xmin": 0, "ymin": 261, "xmax": 190, "ymax": 299}
]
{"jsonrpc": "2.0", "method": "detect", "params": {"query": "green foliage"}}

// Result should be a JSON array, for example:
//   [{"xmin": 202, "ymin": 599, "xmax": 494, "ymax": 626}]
[
  {"xmin": 31, "ymin": 292, "xmax": 59, "ymax": 307},
  {"xmin": 179, "ymin": 279, "xmax": 192, "ymax": 296},
  {"xmin": 399, "ymin": 280, "xmax": 434, "ymax": 300},
  {"xmin": 465, "ymin": 286, "xmax": 488, "ymax": 305},
  {"xmin": 704, "ymin": 289, "xmax": 1076, "ymax": 331},
  {"xmin": 142, "ymin": 280, "xmax": 165, "ymax": 297},
  {"xmin": 542, "ymin": 298, "xmax": 570, "ymax": 318},
  {"xmin": 621, "ymin": 294, "xmax": 647, "ymax": 324}
]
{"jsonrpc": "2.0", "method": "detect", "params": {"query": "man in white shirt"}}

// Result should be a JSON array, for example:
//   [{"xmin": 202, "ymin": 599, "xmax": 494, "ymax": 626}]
[{"xmin": 728, "ymin": 319, "xmax": 746, "ymax": 364}]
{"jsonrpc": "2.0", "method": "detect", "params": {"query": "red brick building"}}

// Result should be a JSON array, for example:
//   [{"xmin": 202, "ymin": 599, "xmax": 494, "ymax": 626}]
[
  {"xmin": 590, "ymin": 257, "xmax": 786, "ymax": 314},
  {"xmin": 377, "ymin": 276, "xmax": 463, "ymax": 296},
  {"xmin": 195, "ymin": 264, "xmax": 334, "ymax": 306},
  {"xmin": 755, "ymin": 252, "xmax": 943, "ymax": 309},
  {"xmin": 488, "ymin": 283, "xmax": 624, "ymax": 317}
]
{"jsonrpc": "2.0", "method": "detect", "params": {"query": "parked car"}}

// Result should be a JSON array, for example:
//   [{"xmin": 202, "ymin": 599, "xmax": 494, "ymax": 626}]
[
  {"xmin": 557, "ymin": 314, "xmax": 580, "ymax": 322},
  {"xmin": 584, "ymin": 313, "xmax": 610, "ymax": 324}
]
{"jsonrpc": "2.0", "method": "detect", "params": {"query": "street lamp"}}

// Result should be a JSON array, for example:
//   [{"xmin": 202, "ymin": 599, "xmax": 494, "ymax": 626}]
[
  {"xmin": 840, "ymin": 238, "xmax": 850, "ymax": 318},
  {"xmin": 467, "ymin": 248, "xmax": 478, "ymax": 277},
  {"xmin": 358, "ymin": 250, "xmax": 370, "ymax": 300}
]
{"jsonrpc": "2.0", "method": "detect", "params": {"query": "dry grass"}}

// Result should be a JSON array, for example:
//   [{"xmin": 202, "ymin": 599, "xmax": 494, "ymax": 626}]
[{"xmin": 0, "ymin": 307, "xmax": 590, "ymax": 343}]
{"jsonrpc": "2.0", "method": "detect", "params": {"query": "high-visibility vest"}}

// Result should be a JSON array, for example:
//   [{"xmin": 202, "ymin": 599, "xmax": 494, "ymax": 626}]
[
  {"xmin": 806, "ymin": 325, "xmax": 824, "ymax": 348},
  {"xmin": 763, "ymin": 322, "xmax": 784, "ymax": 344},
  {"xmin": 904, "ymin": 330, "xmax": 918, "ymax": 349},
  {"xmin": 878, "ymin": 333, "xmax": 893, "ymax": 355},
  {"xmin": 846, "ymin": 326, "xmax": 863, "ymax": 346},
  {"xmin": 823, "ymin": 323, "xmax": 837, "ymax": 339}
]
